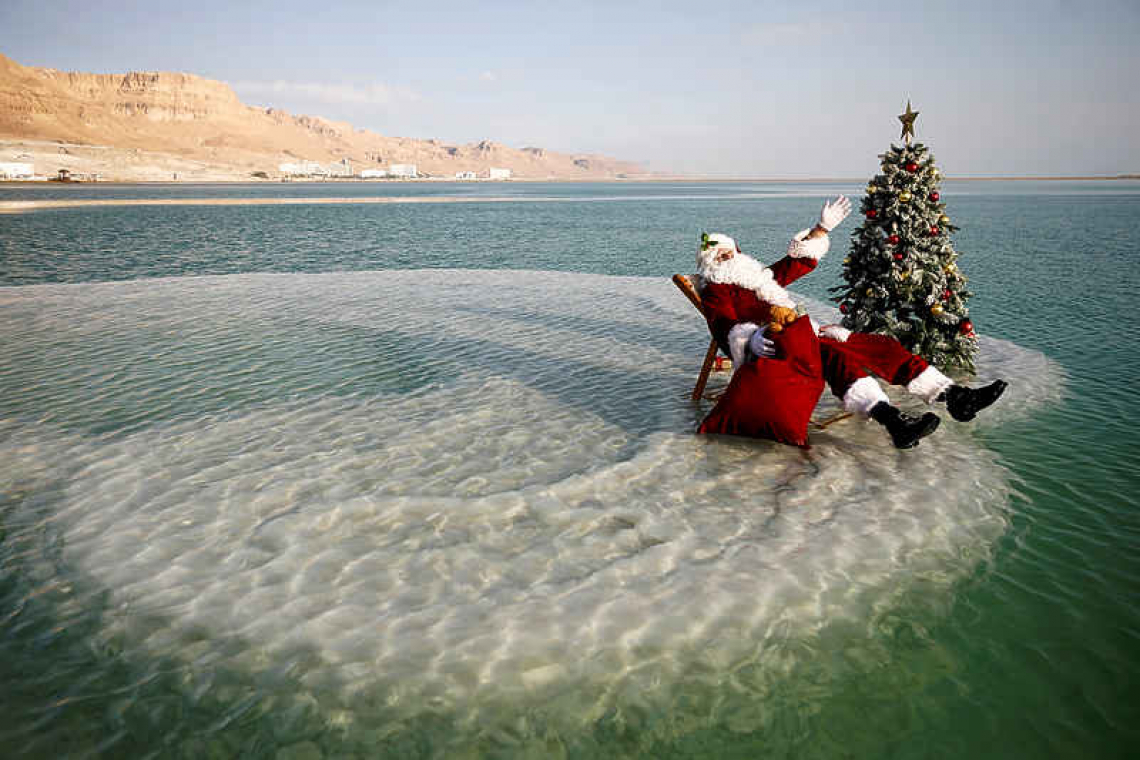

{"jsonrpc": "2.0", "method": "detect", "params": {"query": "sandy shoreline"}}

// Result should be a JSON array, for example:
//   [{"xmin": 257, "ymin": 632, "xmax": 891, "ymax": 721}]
[
  {"xmin": 2, "ymin": 135, "xmax": 1136, "ymax": 188},
  {"xmin": 0, "ymin": 195, "xmax": 570, "ymax": 213}
]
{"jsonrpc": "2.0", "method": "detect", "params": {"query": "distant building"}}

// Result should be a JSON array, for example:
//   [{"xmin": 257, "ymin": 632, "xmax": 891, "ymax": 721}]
[
  {"xmin": 454, "ymin": 170, "xmax": 477, "ymax": 180},
  {"xmin": 360, "ymin": 168, "xmax": 387, "ymax": 179},
  {"xmin": 278, "ymin": 161, "xmax": 328, "ymax": 177},
  {"xmin": 49, "ymin": 168, "xmax": 99, "ymax": 182},
  {"xmin": 388, "ymin": 164, "xmax": 418, "ymax": 178},
  {"xmin": 488, "ymin": 167, "xmax": 511, "ymax": 180},
  {"xmin": 0, "ymin": 162, "xmax": 34, "ymax": 179}
]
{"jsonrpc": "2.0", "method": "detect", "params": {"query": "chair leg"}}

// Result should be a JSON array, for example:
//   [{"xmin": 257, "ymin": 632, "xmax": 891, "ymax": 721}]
[{"xmin": 692, "ymin": 337, "xmax": 719, "ymax": 401}]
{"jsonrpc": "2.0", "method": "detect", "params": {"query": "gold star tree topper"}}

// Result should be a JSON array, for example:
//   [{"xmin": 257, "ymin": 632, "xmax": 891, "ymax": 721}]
[{"xmin": 898, "ymin": 100, "xmax": 919, "ymax": 144}]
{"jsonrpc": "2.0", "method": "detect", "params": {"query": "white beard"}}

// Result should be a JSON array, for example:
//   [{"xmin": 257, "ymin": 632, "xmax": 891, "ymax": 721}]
[{"xmin": 696, "ymin": 251, "xmax": 796, "ymax": 309}]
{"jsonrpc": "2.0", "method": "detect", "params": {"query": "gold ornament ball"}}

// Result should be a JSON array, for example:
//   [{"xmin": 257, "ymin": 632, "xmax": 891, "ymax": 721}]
[
  {"xmin": 865, "ymin": 288, "xmax": 874, "ymax": 296},
  {"xmin": 931, "ymin": 303, "xmax": 944, "ymax": 315},
  {"xmin": 900, "ymin": 270, "xmax": 909, "ymax": 279},
  {"xmin": 931, "ymin": 168, "xmax": 941, "ymax": 178},
  {"xmin": 899, "ymin": 191, "xmax": 912, "ymax": 202},
  {"xmin": 844, "ymin": 257, "xmax": 850, "ymax": 264},
  {"xmin": 939, "ymin": 214, "xmax": 950, "ymax": 224},
  {"xmin": 867, "ymin": 185, "xmax": 877, "ymax": 194}
]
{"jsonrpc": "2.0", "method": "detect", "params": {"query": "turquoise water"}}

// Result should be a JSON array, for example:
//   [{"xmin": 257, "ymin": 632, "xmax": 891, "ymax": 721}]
[{"xmin": 1, "ymin": 181, "xmax": 1138, "ymax": 758}]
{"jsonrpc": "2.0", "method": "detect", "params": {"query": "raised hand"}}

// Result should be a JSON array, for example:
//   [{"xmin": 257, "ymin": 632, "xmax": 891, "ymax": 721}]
[{"xmin": 819, "ymin": 195, "xmax": 852, "ymax": 231}]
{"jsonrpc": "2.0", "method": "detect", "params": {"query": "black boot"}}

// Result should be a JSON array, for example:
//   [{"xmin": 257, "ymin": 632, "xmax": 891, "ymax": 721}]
[
  {"xmin": 940, "ymin": 380, "xmax": 1008, "ymax": 422},
  {"xmin": 870, "ymin": 401, "xmax": 941, "ymax": 449}
]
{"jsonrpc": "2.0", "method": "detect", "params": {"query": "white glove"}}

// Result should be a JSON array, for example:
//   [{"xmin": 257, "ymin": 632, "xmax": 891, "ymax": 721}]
[
  {"xmin": 819, "ymin": 195, "xmax": 852, "ymax": 231},
  {"xmin": 747, "ymin": 326, "xmax": 776, "ymax": 359}
]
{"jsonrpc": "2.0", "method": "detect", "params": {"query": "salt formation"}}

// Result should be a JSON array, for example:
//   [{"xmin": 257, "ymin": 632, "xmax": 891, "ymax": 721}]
[{"xmin": 0, "ymin": 270, "xmax": 1063, "ymax": 753}]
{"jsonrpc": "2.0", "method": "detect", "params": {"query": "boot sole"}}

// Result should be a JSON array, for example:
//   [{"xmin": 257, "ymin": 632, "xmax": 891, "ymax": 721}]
[
  {"xmin": 896, "ymin": 414, "xmax": 940, "ymax": 449},
  {"xmin": 949, "ymin": 380, "xmax": 1008, "ymax": 422}
]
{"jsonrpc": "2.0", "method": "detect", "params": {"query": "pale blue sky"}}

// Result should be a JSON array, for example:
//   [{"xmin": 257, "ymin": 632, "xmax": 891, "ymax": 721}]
[{"xmin": 2, "ymin": 0, "xmax": 1137, "ymax": 177}]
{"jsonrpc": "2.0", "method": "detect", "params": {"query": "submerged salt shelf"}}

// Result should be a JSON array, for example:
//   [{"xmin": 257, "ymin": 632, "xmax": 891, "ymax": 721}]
[{"xmin": 0, "ymin": 270, "xmax": 1063, "ymax": 755}]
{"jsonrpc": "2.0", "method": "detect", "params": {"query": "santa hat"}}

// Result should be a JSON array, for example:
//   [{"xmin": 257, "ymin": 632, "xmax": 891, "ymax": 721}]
[{"xmin": 697, "ymin": 232, "xmax": 737, "ymax": 269}]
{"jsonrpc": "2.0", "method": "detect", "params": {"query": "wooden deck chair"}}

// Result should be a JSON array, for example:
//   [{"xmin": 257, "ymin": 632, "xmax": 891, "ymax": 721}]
[
  {"xmin": 672, "ymin": 273, "xmax": 852, "ymax": 428},
  {"xmin": 672, "ymin": 274, "xmax": 727, "ymax": 400}
]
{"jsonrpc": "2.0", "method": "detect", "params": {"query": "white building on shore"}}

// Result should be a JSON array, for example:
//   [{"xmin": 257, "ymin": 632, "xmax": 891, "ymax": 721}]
[
  {"xmin": 388, "ymin": 164, "xmax": 418, "ymax": 178},
  {"xmin": 360, "ymin": 168, "xmax": 387, "ymax": 179},
  {"xmin": 455, "ymin": 170, "xmax": 477, "ymax": 180},
  {"xmin": 0, "ymin": 162, "xmax": 35, "ymax": 179},
  {"xmin": 488, "ymin": 167, "xmax": 511, "ymax": 180},
  {"xmin": 278, "ymin": 161, "xmax": 328, "ymax": 178}
]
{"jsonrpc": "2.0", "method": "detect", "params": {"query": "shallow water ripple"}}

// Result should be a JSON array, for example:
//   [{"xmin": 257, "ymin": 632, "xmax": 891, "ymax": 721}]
[{"xmin": 0, "ymin": 270, "xmax": 1065, "ymax": 758}]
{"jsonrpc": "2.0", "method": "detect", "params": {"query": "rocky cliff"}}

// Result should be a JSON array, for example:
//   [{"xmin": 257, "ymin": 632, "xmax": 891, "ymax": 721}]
[{"xmin": 0, "ymin": 53, "xmax": 647, "ymax": 180}]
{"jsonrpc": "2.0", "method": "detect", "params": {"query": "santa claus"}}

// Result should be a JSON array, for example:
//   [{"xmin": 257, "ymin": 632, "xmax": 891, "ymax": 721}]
[{"xmin": 696, "ymin": 196, "xmax": 1006, "ymax": 449}]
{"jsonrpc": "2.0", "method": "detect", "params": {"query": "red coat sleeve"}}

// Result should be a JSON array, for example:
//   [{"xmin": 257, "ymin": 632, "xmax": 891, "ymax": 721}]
[
  {"xmin": 699, "ymin": 283, "xmax": 737, "ymax": 352},
  {"xmin": 767, "ymin": 255, "xmax": 819, "ymax": 288}
]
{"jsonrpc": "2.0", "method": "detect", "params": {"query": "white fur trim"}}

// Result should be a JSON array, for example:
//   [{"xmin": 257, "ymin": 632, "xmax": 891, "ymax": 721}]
[
  {"xmin": 727, "ymin": 322, "xmax": 759, "ymax": 371},
  {"xmin": 707, "ymin": 233, "xmax": 736, "ymax": 251},
  {"xmin": 906, "ymin": 366, "xmax": 954, "ymax": 404},
  {"xmin": 786, "ymin": 229, "xmax": 829, "ymax": 261},
  {"xmin": 819, "ymin": 324, "xmax": 852, "ymax": 342},
  {"xmin": 843, "ymin": 377, "xmax": 889, "ymax": 417},
  {"xmin": 696, "ymin": 251, "xmax": 796, "ymax": 309}
]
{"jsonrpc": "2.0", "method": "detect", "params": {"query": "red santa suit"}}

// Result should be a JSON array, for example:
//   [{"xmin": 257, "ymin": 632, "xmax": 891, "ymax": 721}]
[{"xmin": 696, "ymin": 231, "xmax": 954, "ymax": 417}]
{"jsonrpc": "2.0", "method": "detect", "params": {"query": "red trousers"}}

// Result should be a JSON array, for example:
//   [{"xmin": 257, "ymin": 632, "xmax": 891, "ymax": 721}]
[{"xmin": 819, "ymin": 333, "xmax": 930, "ymax": 401}]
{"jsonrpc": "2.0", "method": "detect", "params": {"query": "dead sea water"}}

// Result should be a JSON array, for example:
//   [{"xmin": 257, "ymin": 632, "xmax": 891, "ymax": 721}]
[{"xmin": 1, "ymin": 181, "xmax": 1138, "ymax": 758}]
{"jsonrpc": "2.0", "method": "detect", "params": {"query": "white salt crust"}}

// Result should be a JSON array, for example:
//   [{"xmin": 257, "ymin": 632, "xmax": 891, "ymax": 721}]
[{"xmin": 0, "ymin": 270, "xmax": 1064, "ymax": 746}]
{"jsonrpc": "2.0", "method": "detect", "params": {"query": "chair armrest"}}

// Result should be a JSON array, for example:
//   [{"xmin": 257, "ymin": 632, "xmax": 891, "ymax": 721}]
[{"xmin": 672, "ymin": 274, "xmax": 704, "ymax": 313}]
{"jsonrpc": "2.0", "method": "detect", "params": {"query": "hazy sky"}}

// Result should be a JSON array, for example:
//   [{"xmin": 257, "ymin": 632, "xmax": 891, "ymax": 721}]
[{"xmin": 2, "ymin": 0, "xmax": 1137, "ymax": 177}]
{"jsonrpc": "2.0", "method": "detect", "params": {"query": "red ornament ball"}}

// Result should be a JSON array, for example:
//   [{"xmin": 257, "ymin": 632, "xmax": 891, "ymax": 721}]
[
  {"xmin": 866, "ymin": 209, "xmax": 879, "ymax": 219},
  {"xmin": 893, "ymin": 252, "xmax": 904, "ymax": 261},
  {"xmin": 959, "ymin": 319, "xmax": 974, "ymax": 334},
  {"xmin": 942, "ymin": 289, "xmax": 952, "ymax": 300},
  {"xmin": 930, "ymin": 225, "xmax": 940, "ymax": 235},
  {"xmin": 929, "ymin": 192, "xmax": 940, "ymax": 201},
  {"xmin": 839, "ymin": 302, "xmax": 849, "ymax": 314},
  {"xmin": 888, "ymin": 234, "xmax": 900, "ymax": 245},
  {"xmin": 906, "ymin": 161, "xmax": 919, "ymax": 172}
]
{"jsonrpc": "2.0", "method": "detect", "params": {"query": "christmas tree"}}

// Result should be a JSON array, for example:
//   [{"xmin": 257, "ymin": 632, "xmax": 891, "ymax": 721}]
[{"xmin": 830, "ymin": 102, "xmax": 977, "ymax": 374}]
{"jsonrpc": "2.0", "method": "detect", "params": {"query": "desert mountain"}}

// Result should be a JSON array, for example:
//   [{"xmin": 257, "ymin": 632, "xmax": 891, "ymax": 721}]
[{"xmin": 0, "ymin": 53, "xmax": 646, "ymax": 181}]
